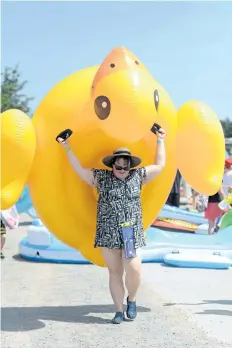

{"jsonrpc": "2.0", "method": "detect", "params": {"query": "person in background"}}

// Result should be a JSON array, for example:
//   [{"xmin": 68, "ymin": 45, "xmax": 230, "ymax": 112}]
[
  {"xmin": 1, "ymin": 219, "xmax": 7, "ymax": 259},
  {"xmin": 205, "ymin": 184, "xmax": 225, "ymax": 234},
  {"xmin": 190, "ymin": 189, "xmax": 200, "ymax": 210},
  {"xmin": 186, "ymin": 189, "xmax": 207, "ymax": 213},
  {"xmin": 166, "ymin": 170, "xmax": 182, "ymax": 208},
  {"xmin": 205, "ymin": 159, "xmax": 232, "ymax": 234},
  {"xmin": 0, "ymin": 205, "xmax": 20, "ymax": 259},
  {"xmin": 223, "ymin": 158, "xmax": 232, "ymax": 197}
]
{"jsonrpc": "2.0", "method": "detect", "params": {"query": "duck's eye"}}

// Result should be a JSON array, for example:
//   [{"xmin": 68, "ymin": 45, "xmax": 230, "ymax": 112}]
[
  {"xmin": 94, "ymin": 96, "xmax": 111, "ymax": 120},
  {"xmin": 135, "ymin": 60, "xmax": 139, "ymax": 65},
  {"xmin": 110, "ymin": 63, "xmax": 115, "ymax": 68},
  {"xmin": 154, "ymin": 90, "xmax": 159, "ymax": 111}
]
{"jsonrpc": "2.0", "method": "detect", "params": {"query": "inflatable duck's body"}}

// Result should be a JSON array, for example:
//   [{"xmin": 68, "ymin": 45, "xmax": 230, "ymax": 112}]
[{"xmin": 1, "ymin": 47, "xmax": 225, "ymax": 266}]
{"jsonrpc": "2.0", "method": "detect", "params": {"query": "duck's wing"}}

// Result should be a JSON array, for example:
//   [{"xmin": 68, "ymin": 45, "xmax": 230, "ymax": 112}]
[
  {"xmin": 1, "ymin": 109, "xmax": 36, "ymax": 209},
  {"xmin": 176, "ymin": 100, "xmax": 225, "ymax": 195}
]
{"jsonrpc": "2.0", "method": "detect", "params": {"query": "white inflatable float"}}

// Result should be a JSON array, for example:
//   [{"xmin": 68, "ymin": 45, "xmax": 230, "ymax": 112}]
[
  {"xmin": 20, "ymin": 219, "xmax": 89, "ymax": 264},
  {"xmin": 164, "ymin": 251, "xmax": 231, "ymax": 269}
]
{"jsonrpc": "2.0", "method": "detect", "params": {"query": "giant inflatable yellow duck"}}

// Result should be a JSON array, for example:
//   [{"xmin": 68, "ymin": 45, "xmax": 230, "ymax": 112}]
[{"xmin": 1, "ymin": 47, "xmax": 225, "ymax": 266}]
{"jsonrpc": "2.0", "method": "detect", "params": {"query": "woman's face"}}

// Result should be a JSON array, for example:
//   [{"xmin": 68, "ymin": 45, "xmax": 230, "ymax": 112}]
[{"xmin": 112, "ymin": 157, "xmax": 130, "ymax": 180}]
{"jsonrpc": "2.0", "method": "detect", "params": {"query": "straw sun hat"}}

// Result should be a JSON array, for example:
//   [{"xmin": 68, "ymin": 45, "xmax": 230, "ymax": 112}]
[{"xmin": 102, "ymin": 147, "xmax": 141, "ymax": 168}]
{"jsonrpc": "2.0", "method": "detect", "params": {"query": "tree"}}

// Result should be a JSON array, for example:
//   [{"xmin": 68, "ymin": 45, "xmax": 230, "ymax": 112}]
[
  {"xmin": 220, "ymin": 118, "xmax": 232, "ymax": 138},
  {"xmin": 1, "ymin": 65, "xmax": 34, "ymax": 114}
]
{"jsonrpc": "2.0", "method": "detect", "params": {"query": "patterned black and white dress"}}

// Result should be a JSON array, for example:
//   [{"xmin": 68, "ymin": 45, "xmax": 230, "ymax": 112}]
[{"xmin": 92, "ymin": 167, "xmax": 147, "ymax": 249}]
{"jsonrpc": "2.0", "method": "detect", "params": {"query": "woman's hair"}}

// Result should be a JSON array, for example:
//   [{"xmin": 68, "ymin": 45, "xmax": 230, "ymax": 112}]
[{"xmin": 112, "ymin": 156, "xmax": 131, "ymax": 166}]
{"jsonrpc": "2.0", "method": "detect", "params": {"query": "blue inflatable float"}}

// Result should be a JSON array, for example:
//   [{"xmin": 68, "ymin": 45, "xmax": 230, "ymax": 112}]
[
  {"xmin": 19, "ymin": 219, "xmax": 232, "ymax": 269},
  {"xmin": 159, "ymin": 204, "xmax": 207, "ymax": 225},
  {"xmin": 17, "ymin": 188, "xmax": 232, "ymax": 269},
  {"xmin": 16, "ymin": 186, "xmax": 37, "ymax": 219}
]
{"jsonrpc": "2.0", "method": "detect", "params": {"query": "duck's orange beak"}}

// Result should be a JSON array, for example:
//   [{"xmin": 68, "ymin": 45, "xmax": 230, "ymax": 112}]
[{"xmin": 92, "ymin": 46, "xmax": 147, "ymax": 90}]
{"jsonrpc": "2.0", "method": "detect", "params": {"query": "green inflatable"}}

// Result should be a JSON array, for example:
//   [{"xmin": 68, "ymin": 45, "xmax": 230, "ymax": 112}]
[{"xmin": 220, "ymin": 210, "xmax": 232, "ymax": 229}]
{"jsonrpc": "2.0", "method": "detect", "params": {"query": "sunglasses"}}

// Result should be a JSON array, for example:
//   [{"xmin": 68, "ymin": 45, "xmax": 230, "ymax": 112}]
[{"xmin": 114, "ymin": 164, "xmax": 130, "ymax": 171}]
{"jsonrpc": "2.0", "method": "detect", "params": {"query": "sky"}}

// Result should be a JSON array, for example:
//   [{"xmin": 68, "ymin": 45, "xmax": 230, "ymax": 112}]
[{"xmin": 2, "ymin": 1, "xmax": 232, "ymax": 120}]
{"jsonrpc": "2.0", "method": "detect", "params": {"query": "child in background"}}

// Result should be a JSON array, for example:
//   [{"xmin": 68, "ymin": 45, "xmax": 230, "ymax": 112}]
[
  {"xmin": 0, "ymin": 205, "xmax": 20, "ymax": 259},
  {"xmin": 186, "ymin": 189, "xmax": 207, "ymax": 213}
]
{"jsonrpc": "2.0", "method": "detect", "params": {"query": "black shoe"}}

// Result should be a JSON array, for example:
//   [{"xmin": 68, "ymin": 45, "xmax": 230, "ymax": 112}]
[
  {"xmin": 126, "ymin": 297, "xmax": 137, "ymax": 320},
  {"xmin": 111, "ymin": 312, "xmax": 125, "ymax": 324},
  {"xmin": 1, "ymin": 252, "xmax": 5, "ymax": 259}
]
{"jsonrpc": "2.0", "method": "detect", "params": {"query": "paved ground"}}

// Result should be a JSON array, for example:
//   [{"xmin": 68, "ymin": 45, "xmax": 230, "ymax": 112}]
[
  {"xmin": 142, "ymin": 264, "xmax": 232, "ymax": 345},
  {"xmin": 1, "ymin": 214, "xmax": 232, "ymax": 348}
]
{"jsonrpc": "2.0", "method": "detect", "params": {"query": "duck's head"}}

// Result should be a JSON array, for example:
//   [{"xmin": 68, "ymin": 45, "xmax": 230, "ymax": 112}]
[{"xmin": 90, "ymin": 47, "xmax": 171, "ymax": 143}]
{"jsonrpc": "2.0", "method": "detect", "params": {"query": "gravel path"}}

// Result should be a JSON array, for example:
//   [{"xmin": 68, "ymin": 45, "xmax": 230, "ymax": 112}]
[{"xmin": 1, "ymin": 216, "xmax": 231, "ymax": 348}]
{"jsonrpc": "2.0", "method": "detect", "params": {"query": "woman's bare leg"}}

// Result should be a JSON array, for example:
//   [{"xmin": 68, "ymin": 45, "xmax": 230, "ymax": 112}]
[
  {"xmin": 208, "ymin": 219, "xmax": 215, "ymax": 234},
  {"xmin": 1, "ymin": 233, "xmax": 6, "ymax": 259},
  {"xmin": 101, "ymin": 248, "xmax": 124, "ymax": 312},
  {"xmin": 122, "ymin": 252, "xmax": 142, "ymax": 319},
  {"xmin": 123, "ymin": 254, "xmax": 141, "ymax": 302},
  {"xmin": 1, "ymin": 234, "xmax": 6, "ymax": 251}
]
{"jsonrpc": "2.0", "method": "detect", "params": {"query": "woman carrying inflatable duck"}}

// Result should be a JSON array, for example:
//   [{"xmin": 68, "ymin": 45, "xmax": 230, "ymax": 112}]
[{"xmin": 58, "ymin": 123, "xmax": 166, "ymax": 324}]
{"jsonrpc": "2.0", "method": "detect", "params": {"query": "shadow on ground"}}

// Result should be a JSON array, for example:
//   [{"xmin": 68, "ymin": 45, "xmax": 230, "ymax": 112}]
[
  {"xmin": 163, "ymin": 300, "xmax": 232, "ymax": 317},
  {"xmin": 12, "ymin": 255, "xmax": 71, "ymax": 265},
  {"xmin": 1, "ymin": 304, "xmax": 151, "ymax": 331},
  {"xmin": 12, "ymin": 255, "xmax": 31, "ymax": 263},
  {"xmin": 12, "ymin": 254, "xmax": 53, "ymax": 264},
  {"xmin": 195, "ymin": 309, "xmax": 232, "ymax": 316}
]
